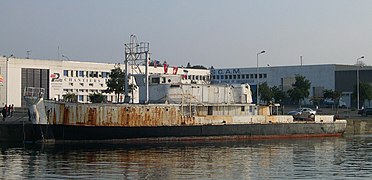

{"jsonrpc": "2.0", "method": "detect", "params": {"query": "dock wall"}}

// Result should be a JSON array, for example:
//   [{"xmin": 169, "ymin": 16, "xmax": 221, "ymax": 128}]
[{"xmin": 344, "ymin": 119, "xmax": 372, "ymax": 135}]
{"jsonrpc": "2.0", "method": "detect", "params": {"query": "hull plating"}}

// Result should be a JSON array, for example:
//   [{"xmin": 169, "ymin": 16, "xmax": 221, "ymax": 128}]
[{"xmin": 28, "ymin": 122, "xmax": 346, "ymax": 142}]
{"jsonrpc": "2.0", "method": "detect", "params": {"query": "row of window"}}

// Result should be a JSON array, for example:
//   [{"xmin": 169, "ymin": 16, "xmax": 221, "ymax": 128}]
[
  {"xmin": 68, "ymin": 82, "xmax": 105, "ymax": 87},
  {"xmin": 63, "ymin": 89, "xmax": 104, "ymax": 93},
  {"xmin": 186, "ymin": 75, "xmax": 209, "ymax": 81},
  {"xmin": 212, "ymin": 73, "xmax": 267, "ymax": 80},
  {"xmin": 63, "ymin": 70, "xmax": 110, "ymax": 78}
]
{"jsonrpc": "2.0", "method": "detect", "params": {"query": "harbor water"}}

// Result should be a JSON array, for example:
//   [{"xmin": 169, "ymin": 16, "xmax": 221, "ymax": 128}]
[{"xmin": 1, "ymin": 135, "xmax": 372, "ymax": 179}]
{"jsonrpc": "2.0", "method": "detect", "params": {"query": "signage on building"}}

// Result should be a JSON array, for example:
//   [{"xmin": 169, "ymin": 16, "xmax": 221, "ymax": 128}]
[
  {"xmin": 50, "ymin": 73, "xmax": 62, "ymax": 82},
  {"xmin": 0, "ymin": 75, "xmax": 3, "ymax": 86},
  {"xmin": 211, "ymin": 69, "xmax": 241, "ymax": 75},
  {"xmin": 63, "ymin": 78, "xmax": 102, "ymax": 83}
]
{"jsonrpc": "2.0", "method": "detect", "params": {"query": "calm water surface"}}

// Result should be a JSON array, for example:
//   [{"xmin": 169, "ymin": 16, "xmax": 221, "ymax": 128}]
[{"xmin": 1, "ymin": 135, "xmax": 372, "ymax": 179}]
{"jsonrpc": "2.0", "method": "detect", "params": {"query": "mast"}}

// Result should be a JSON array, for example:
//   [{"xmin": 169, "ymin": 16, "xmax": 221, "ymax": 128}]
[{"xmin": 124, "ymin": 35, "xmax": 150, "ymax": 103}]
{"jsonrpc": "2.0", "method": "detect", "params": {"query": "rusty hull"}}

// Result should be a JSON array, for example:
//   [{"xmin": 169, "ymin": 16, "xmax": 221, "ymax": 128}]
[{"xmin": 47, "ymin": 102, "xmax": 197, "ymax": 127}]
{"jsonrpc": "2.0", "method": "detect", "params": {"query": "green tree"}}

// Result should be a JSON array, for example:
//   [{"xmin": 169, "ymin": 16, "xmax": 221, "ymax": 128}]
[
  {"xmin": 89, "ymin": 93, "xmax": 107, "ymax": 103},
  {"xmin": 353, "ymin": 82, "xmax": 372, "ymax": 108},
  {"xmin": 105, "ymin": 65, "xmax": 125, "ymax": 102},
  {"xmin": 323, "ymin": 89, "xmax": 342, "ymax": 112},
  {"xmin": 259, "ymin": 82, "xmax": 273, "ymax": 104},
  {"xmin": 287, "ymin": 75, "xmax": 311, "ymax": 106},
  {"xmin": 271, "ymin": 86, "xmax": 287, "ymax": 103},
  {"xmin": 63, "ymin": 93, "xmax": 77, "ymax": 102}
]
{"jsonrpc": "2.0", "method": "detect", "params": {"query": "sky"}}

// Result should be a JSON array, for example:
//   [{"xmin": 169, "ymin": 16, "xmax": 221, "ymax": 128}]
[{"xmin": 1, "ymin": 0, "xmax": 372, "ymax": 68}]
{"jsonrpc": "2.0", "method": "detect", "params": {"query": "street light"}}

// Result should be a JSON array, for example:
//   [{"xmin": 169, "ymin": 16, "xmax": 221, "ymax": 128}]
[
  {"xmin": 257, "ymin": 50, "xmax": 266, "ymax": 105},
  {"xmin": 356, "ymin": 56, "xmax": 364, "ymax": 110},
  {"xmin": 6, "ymin": 54, "xmax": 14, "ymax": 105}
]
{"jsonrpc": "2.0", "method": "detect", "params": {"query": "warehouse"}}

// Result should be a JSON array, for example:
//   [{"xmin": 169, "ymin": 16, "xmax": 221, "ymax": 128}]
[{"xmin": 211, "ymin": 64, "xmax": 372, "ymax": 108}]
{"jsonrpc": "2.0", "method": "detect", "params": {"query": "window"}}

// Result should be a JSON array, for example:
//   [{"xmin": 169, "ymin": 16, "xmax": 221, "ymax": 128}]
[
  {"xmin": 89, "ymin": 83, "xmax": 93, "ymax": 87},
  {"xmin": 102, "ymin": 72, "xmax": 109, "ymax": 78},
  {"xmin": 250, "ymin": 74, "xmax": 254, "ymax": 78},
  {"xmin": 80, "ymin": 83, "xmax": 84, "ymax": 86},
  {"xmin": 152, "ymin": 77, "xmax": 160, "ymax": 84},
  {"xmin": 71, "ymin": 70, "xmax": 74, "ymax": 77},
  {"xmin": 259, "ymin": 74, "xmax": 262, "ymax": 78},
  {"xmin": 233, "ymin": 75, "xmax": 236, "ymax": 79},
  {"xmin": 78, "ymin": 95, "xmax": 84, "ymax": 102},
  {"xmin": 216, "ymin": 75, "xmax": 220, "ymax": 80},
  {"xmin": 241, "ymin": 106, "xmax": 245, "ymax": 111},
  {"xmin": 79, "ymin": 71, "xmax": 84, "ymax": 77},
  {"xmin": 229, "ymin": 75, "xmax": 232, "ymax": 79},
  {"xmin": 212, "ymin": 75, "xmax": 215, "ymax": 79},
  {"xmin": 263, "ymin": 74, "xmax": 267, "ymax": 78},
  {"xmin": 237, "ymin": 75, "xmax": 240, "ymax": 79},
  {"xmin": 63, "ymin": 70, "xmax": 68, "ymax": 77},
  {"xmin": 76, "ymin": 71, "xmax": 79, "ymax": 77},
  {"xmin": 69, "ymin": 83, "xmax": 73, "ymax": 86}
]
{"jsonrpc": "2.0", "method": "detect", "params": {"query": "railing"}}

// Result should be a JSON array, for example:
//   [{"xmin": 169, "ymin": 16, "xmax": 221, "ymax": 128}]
[{"xmin": 24, "ymin": 87, "xmax": 45, "ymax": 98}]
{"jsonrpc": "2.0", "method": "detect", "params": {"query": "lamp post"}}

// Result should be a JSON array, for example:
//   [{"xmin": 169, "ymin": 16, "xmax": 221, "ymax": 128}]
[
  {"xmin": 256, "ymin": 50, "xmax": 265, "ymax": 105},
  {"xmin": 356, "ymin": 56, "xmax": 364, "ymax": 110},
  {"xmin": 5, "ymin": 54, "xmax": 14, "ymax": 105}
]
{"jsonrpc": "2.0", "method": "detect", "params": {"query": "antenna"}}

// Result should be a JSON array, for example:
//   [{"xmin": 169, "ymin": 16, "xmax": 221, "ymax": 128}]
[{"xmin": 26, "ymin": 50, "xmax": 31, "ymax": 59}]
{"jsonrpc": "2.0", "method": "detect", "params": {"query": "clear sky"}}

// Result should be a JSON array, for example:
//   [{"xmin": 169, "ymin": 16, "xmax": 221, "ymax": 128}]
[{"xmin": 1, "ymin": 0, "xmax": 371, "ymax": 68}]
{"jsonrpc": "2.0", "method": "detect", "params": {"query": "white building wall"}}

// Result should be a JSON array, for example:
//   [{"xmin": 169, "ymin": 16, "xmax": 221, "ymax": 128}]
[{"xmin": 0, "ymin": 57, "xmax": 210, "ymax": 107}]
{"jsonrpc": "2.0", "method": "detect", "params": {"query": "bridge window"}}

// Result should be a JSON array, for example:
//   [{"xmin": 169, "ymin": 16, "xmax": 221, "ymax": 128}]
[{"xmin": 152, "ymin": 77, "xmax": 160, "ymax": 84}]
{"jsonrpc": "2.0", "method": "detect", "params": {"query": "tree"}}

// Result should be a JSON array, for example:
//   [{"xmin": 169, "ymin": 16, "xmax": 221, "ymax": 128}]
[
  {"xmin": 323, "ymin": 89, "xmax": 342, "ymax": 112},
  {"xmin": 271, "ymin": 86, "xmax": 287, "ymax": 104},
  {"xmin": 259, "ymin": 82, "xmax": 273, "ymax": 104},
  {"xmin": 89, "ymin": 93, "xmax": 106, "ymax": 103},
  {"xmin": 353, "ymin": 82, "xmax": 372, "ymax": 108},
  {"xmin": 191, "ymin": 65, "xmax": 207, "ymax": 69},
  {"xmin": 63, "ymin": 93, "xmax": 77, "ymax": 102},
  {"xmin": 105, "ymin": 65, "xmax": 126, "ymax": 102},
  {"xmin": 287, "ymin": 75, "xmax": 311, "ymax": 106}
]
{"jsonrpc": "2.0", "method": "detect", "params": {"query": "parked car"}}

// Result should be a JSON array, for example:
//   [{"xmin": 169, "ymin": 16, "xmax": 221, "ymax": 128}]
[
  {"xmin": 358, "ymin": 108, "xmax": 372, "ymax": 116},
  {"xmin": 287, "ymin": 108, "xmax": 316, "ymax": 119},
  {"xmin": 323, "ymin": 98, "xmax": 347, "ymax": 108}
]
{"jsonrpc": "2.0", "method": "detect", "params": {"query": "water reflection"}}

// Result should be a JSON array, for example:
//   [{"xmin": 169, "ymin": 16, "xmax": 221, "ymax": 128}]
[{"xmin": 1, "ymin": 136, "xmax": 372, "ymax": 179}]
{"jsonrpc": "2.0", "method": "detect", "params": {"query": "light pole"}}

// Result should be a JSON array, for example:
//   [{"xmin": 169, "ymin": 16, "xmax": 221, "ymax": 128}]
[
  {"xmin": 356, "ymin": 56, "xmax": 364, "ymax": 110},
  {"xmin": 256, "ymin": 50, "xmax": 265, "ymax": 105},
  {"xmin": 5, "ymin": 54, "xmax": 14, "ymax": 105}
]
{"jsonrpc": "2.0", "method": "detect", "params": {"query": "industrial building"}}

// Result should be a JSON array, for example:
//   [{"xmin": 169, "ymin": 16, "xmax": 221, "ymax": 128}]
[
  {"xmin": 0, "ymin": 57, "xmax": 210, "ymax": 107},
  {"xmin": 211, "ymin": 64, "xmax": 372, "ymax": 108}
]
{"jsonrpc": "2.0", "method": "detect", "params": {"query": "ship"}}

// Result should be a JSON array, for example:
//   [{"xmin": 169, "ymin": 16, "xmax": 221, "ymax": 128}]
[{"xmin": 23, "ymin": 36, "xmax": 347, "ymax": 142}]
